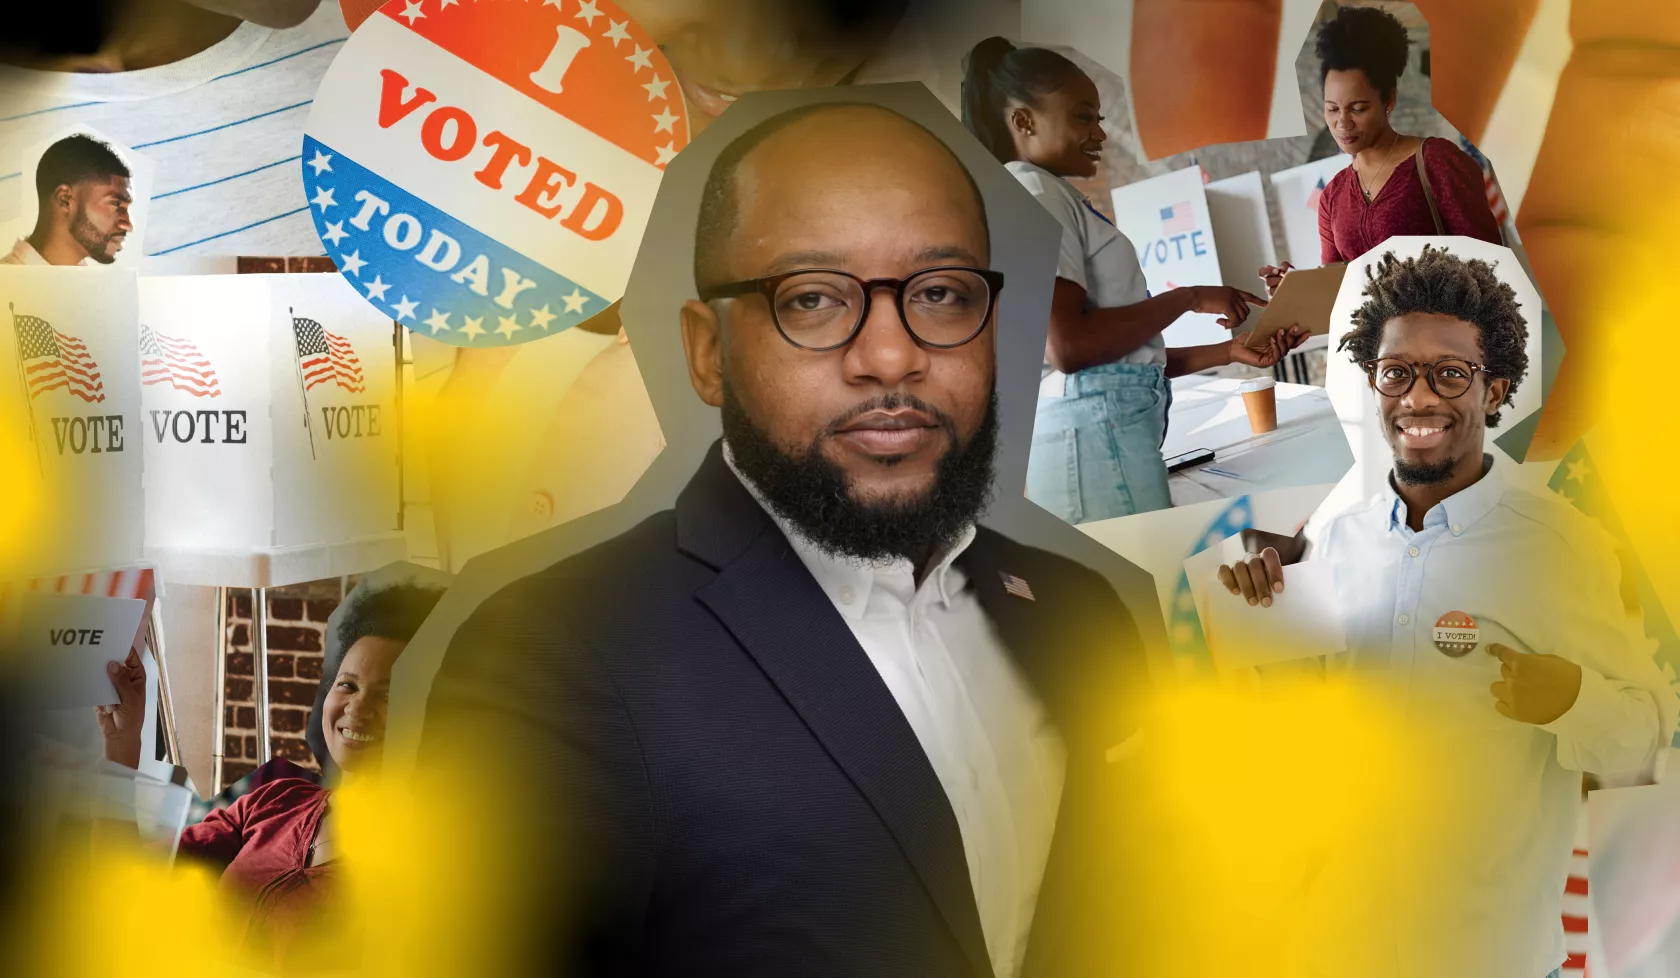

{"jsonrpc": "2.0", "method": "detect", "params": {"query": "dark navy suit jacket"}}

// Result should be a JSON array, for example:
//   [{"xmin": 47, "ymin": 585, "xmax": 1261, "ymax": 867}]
[{"xmin": 421, "ymin": 441, "xmax": 1147, "ymax": 977}]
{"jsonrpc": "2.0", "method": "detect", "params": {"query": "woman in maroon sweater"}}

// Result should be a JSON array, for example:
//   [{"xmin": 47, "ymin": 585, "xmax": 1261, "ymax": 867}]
[
  {"xmin": 1261, "ymin": 6, "xmax": 1502, "ymax": 290},
  {"xmin": 99, "ymin": 583, "xmax": 444, "ymax": 967}
]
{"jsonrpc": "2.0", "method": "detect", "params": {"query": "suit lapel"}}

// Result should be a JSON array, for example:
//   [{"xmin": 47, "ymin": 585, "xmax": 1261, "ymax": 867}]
[{"xmin": 677, "ymin": 444, "xmax": 994, "ymax": 978}]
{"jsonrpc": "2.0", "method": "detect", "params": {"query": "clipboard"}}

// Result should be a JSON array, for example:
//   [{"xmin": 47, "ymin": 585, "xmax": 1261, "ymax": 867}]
[{"xmin": 1240, "ymin": 263, "xmax": 1347, "ymax": 350}]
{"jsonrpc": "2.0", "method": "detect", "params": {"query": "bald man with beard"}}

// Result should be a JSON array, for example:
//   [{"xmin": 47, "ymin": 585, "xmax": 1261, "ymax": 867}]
[{"xmin": 421, "ymin": 102, "xmax": 1146, "ymax": 978}]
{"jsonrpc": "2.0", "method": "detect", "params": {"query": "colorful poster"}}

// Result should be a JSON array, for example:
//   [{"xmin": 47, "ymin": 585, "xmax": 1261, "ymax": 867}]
[
  {"xmin": 1268, "ymin": 155, "xmax": 1351, "ymax": 270},
  {"xmin": 302, "ymin": 0, "xmax": 688, "ymax": 347}
]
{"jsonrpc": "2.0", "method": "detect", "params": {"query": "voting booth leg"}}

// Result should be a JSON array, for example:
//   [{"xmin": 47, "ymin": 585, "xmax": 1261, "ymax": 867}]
[
  {"xmin": 211, "ymin": 586, "xmax": 228, "ymax": 793},
  {"xmin": 253, "ymin": 587, "xmax": 272, "ymax": 764},
  {"xmin": 146, "ymin": 600, "xmax": 182, "ymax": 767}
]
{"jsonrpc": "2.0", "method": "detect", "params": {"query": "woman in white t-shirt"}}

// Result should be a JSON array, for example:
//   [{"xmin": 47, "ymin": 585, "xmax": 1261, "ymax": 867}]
[{"xmin": 961, "ymin": 37, "xmax": 1303, "ymax": 524}]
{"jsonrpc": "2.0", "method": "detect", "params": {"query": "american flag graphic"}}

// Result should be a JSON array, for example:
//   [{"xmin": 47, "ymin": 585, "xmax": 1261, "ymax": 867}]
[
  {"xmin": 0, "ymin": 567, "xmax": 154, "ymax": 620},
  {"xmin": 1159, "ymin": 201, "xmax": 1195, "ymax": 234},
  {"xmin": 1561, "ymin": 836, "xmax": 1590, "ymax": 976},
  {"xmin": 139, "ymin": 325, "xmax": 221, "ymax": 398},
  {"xmin": 1459, "ymin": 138, "xmax": 1511, "ymax": 231},
  {"xmin": 1306, "ymin": 176, "xmax": 1327, "ymax": 213},
  {"xmin": 14, "ymin": 314, "xmax": 104, "ymax": 403},
  {"xmin": 999, "ymin": 571, "xmax": 1035, "ymax": 602},
  {"xmin": 293, "ymin": 317, "xmax": 365, "ymax": 393}
]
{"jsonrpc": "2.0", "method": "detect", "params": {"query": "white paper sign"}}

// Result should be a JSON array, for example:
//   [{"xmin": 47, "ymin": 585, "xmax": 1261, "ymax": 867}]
[
  {"xmin": 16, "ymin": 593, "xmax": 147, "ymax": 708},
  {"xmin": 1201, "ymin": 559, "xmax": 1347, "ymax": 670},
  {"xmin": 1110, "ymin": 165, "xmax": 1228, "ymax": 346},
  {"xmin": 0, "ymin": 267, "xmax": 144, "ymax": 576},
  {"xmin": 1206, "ymin": 171, "xmax": 1277, "ymax": 297},
  {"xmin": 1268, "ymin": 155, "xmax": 1351, "ymax": 270}
]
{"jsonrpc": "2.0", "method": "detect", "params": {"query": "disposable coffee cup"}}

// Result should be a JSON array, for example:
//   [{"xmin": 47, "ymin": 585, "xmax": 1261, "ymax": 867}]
[{"xmin": 1237, "ymin": 377, "xmax": 1278, "ymax": 434}]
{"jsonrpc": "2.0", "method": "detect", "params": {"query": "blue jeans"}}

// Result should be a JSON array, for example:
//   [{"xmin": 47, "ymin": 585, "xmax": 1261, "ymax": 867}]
[{"xmin": 1026, "ymin": 361, "xmax": 1173, "ymax": 524}]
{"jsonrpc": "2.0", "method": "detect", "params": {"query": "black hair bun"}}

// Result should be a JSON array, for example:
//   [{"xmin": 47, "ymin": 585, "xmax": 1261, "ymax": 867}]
[
  {"xmin": 1315, "ymin": 4, "xmax": 1410, "ymax": 97},
  {"xmin": 964, "ymin": 35, "xmax": 1018, "ymax": 77}
]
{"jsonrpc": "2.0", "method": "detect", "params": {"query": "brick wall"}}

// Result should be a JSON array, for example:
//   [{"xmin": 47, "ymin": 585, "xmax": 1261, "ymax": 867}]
[{"xmin": 218, "ymin": 578, "xmax": 350, "ymax": 790}]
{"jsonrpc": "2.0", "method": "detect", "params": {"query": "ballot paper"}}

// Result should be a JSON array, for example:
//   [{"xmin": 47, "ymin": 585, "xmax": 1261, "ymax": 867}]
[
  {"xmin": 1202, "ymin": 559, "xmax": 1347, "ymax": 669},
  {"xmin": 13, "ymin": 594, "xmax": 147, "ymax": 709}
]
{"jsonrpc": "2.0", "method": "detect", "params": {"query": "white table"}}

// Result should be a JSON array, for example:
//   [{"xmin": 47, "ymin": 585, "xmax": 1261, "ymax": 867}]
[{"xmin": 1161, "ymin": 374, "xmax": 1352, "ymax": 505}]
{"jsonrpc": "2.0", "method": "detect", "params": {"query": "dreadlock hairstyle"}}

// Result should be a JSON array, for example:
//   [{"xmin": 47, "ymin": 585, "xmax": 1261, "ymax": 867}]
[
  {"xmin": 1315, "ymin": 4, "xmax": 1411, "ymax": 101},
  {"xmin": 1339, "ymin": 245, "xmax": 1529, "ymax": 427},
  {"xmin": 960, "ymin": 36, "xmax": 1088, "ymax": 165}
]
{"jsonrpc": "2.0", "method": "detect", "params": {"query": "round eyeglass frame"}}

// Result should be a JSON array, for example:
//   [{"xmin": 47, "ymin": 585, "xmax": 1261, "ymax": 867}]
[
  {"xmin": 696, "ymin": 265, "xmax": 1005, "ymax": 352},
  {"xmin": 1360, "ymin": 356, "xmax": 1486, "ymax": 399}
]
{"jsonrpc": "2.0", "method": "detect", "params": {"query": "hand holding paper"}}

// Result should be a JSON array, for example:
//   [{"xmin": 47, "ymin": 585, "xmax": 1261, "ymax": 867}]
[
  {"xmin": 95, "ymin": 648, "xmax": 147, "ymax": 770},
  {"xmin": 1204, "ymin": 558, "xmax": 1347, "ymax": 670}
]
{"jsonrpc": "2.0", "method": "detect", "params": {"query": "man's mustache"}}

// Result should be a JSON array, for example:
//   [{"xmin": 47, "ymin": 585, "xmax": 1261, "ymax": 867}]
[{"xmin": 819, "ymin": 393, "xmax": 958, "ymax": 440}]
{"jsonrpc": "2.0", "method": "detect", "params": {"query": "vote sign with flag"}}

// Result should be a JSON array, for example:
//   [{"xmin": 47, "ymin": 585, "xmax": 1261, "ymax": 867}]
[{"xmin": 303, "ymin": 0, "xmax": 688, "ymax": 347}]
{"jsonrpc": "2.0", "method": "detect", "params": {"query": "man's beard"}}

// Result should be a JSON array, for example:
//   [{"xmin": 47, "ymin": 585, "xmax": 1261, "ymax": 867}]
[
  {"xmin": 722, "ymin": 381, "xmax": 999, "ymax": 564},
  {"xmin": 1393, "ymin": 455, "xmax": 1457, "ymax": 486},
  {"xmin": 69, "ymin": 207, "xmax": 120, "ymax": 264}
]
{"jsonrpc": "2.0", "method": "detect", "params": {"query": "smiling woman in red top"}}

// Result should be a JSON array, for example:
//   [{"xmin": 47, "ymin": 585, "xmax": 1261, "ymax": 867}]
[
  {"xmin": 1260, "ymin": 5, "xmax": 1503, "ymax": 292},
  {"xmin": 100, "ymin": 582, "xmax": 444, "ymax": 967}
]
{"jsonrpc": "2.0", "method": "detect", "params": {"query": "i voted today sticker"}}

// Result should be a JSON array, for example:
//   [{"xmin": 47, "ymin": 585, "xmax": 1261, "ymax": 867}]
[
  {"xmin": 302, "ymin": 0, "xmax": 688, "ymax": 346},
  {"xmin": 1432, "ymin": 611, "xmax": 1480, "ymax": 658}
]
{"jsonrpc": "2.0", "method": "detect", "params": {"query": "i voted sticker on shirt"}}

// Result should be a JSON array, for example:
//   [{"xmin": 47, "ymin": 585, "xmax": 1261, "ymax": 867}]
[
  {"xmin": 1432, "ymin": 611, "xmax": 1480, "ymax": 658},
  {"xmin": 302, "ymin": 0, "xmax": 688, "ymax": 347}
]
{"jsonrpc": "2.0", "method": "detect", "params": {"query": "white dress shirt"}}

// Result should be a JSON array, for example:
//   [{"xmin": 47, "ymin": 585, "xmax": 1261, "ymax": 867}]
[
  {"xmin": 1, "ymin": 237, "xmax": 80, "ymax": 265},
  {"xmin": 724, "ymin": 445, "xmax": 1067, "ymax": 978},
  {"xmin": 1297, "ymin": 454, "xmax": 1678, "ymax": 978}
]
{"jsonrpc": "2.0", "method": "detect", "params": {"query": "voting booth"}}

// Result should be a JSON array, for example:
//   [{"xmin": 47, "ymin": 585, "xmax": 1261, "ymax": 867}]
[
  {"xmin": 0, "ymin": 267, "xmax": 145, "ymax": 579},
  {"xmin": 138, "ymin": 273, "xmax": 405, "ymax": 587},
  {"xmin": 1269, "ymin": 155, "xmax": 1351, "ymax": 270}
]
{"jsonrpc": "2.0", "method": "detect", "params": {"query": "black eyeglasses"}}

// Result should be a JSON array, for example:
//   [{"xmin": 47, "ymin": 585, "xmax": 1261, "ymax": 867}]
[
  {"xmin": 697, "ymin": 266, "xmax": 1004, "ymax": 352},
  {"xmin": 1361, "ymin": 356, "xmax": 1486, "ymax": 399}
]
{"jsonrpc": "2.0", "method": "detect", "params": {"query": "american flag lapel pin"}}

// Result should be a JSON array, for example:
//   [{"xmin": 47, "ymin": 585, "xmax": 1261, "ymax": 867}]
[{"xmin": 1000, "ymin": 571, "xmax": 1035, "ymax": 601}]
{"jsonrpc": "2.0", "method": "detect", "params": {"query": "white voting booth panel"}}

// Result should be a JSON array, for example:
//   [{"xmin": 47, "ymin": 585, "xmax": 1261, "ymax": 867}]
[
  {"xmin": 1110, "ymin": 165, "xmax": 1229, "ymax": 347},
  {"xmin": 0, "ymin": 267, "xmax": 144, "ymax": 577},
  {"xmin": 1205, "ymin": 171, "xmax": 1277, "ymax": 296},
  {"xmin": 139, "ymin": 273, "xmax": 404, "ymax": 587},
  {"xmin": 1268, "ymin": 155, "xmax": 1351, "ymax": 270}
]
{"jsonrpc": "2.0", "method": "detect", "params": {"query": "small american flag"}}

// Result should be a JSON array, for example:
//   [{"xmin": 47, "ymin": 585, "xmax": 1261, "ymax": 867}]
[
  {"xmin": 999, "ymin": 571, "xmax": 1035, "ymax": 601},
  {"xmin": 140, "ymin": 325, "xmax": 221, "ymax": 398},
  {"xmin": 1306, "ymin": 176, "xmax": 1327, "ymax": 213},
  {"xmin": 15, "ymin": 314, "xmax": 104, "ymax": 403},
  {"xmin": 1561, "ymin": 841, "xmax": 1590, "ymax": 976},
  {"xmin": 0, "ymin": 567, "xmax": 154, "ymax": 620},
  {"xmin": 293, "ymin": 316, "xmax": 365, "ymax": 393},
  {"xmin": 1459, "ymin": 138, "xmax": 1511, "ymax": 231},
  {"xmin": 1159, "ymin": 200, "xmax": 1195, "ymax": 234}
]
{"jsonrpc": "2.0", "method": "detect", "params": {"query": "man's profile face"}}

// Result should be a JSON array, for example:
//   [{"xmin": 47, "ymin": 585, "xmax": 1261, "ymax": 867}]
[
  {"xmin": 1374, "ymin": 312, "xmax": 1509, "ymax": 485},
  {"xmin": 709, "ymin": 107, "xmax": 994, "ymax": 507},
  {"xmin": 63, "ymin": 175, "xmax": 132, "ymax": 264}
]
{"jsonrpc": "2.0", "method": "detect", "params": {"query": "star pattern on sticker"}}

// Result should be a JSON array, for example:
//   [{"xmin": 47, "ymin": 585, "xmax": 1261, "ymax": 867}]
[
  {"xmin": 542, "ymin": 0, "xmax": 563, "ymax": 9},
  {"xmin": 562, "ymin": 289, "xmax": 589, "ymax": 314},
  {"xmin": 1566, "ymin": 457, "xmax": 1591, "ymax": 483},
  {"xmin": 321, "ymin": 220, "xmax": 348, "ymax": 246},
  {"xmin": 440, "ymin": 0, "xmax": 457, "ymax": 7},
  {"xmin": 574, "ymin": 0, "xmax": 600, "ymax": 24},
  {"xmin": 400, "ymin": 0, "xmax": 425, "ymax": 24},
  {"xmin": 424, "ymin": 308, "xmax": 452, "ymax": 333},
  {"xmin": 306, "ymin": 150, "xmax": 333, "ymax": 176},
  {"xmin": 364, "ymin": 275, "xmax": 391, "ymax": 301},
  {"xmin": 495, "ymin": 313, "xmax": 522, "ymax": 339},
  {"xmin": 654, "ymin": 143, "xmax": 678, "ymax": 166},
  {"xmin": 392, "ymin": 295, "xmax": 419, "ymax": 321},
  {"xmin": 643, "ymin": 74, "xmax": 670, "ymax": 101},
  {"xmin": 310, "ymin": 186, "xmax": 336, "ymax": 211},
  {"xmin": 603, "ymin": 19, "xmax": 630, "ymax": 47},
  {"xmin": 527, "ymin": 305, "xmax": 557, "ymax": 330},
  {"xmin": 339, "ymin": 250, "xmax": 367, "ymax": 276},
  {"xmin": 460, "ymin": 315, "xmax": 486, "ymax": 340},
  {"xmin": 653, "ymin": 108, "xmax": 679, "ymax": 133},
  {"xmin": 626, "ymin": 44, "xmax": 654, "ymax": 72}
]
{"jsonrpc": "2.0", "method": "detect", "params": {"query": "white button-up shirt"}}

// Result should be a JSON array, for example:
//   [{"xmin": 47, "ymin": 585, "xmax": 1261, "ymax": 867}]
[
  {"xmin": 725, "ymin": 445, "xmax": 1067, "ymax": 978},
  {"xmin": 1299, "ymin": 454, "xmax": 1678, "ymax": 978}
]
